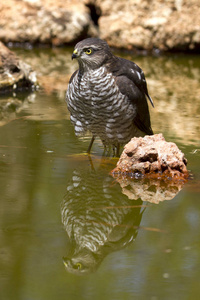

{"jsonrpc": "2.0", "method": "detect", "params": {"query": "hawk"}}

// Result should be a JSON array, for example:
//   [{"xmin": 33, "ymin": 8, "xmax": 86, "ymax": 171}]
[{"xmin": 66, "ymin": 38, "xmax": 154, "ymax": 155}]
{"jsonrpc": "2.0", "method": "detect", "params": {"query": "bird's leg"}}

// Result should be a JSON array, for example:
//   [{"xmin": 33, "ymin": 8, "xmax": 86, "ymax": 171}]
[
  {"xmin": 116, "ymin": 143, "xmax": 121, "ymax": 157},
  {"xmin": 104, "ymin": 144, "xmax": 110, "ymax": 156},
  {"xmin": 87, "ymin": 153, "xmax": 95, "ymax": 171},
  {"xmin": 87, "ymin": 135, "xmax": 95, "ymax": 154},
  {"xmin": 112, "ymin": 143, "xmax": 120, "ymax": 157},
  {"xmin": 112, "ymin": 145, "xmax": 116, "ymax": 157}
]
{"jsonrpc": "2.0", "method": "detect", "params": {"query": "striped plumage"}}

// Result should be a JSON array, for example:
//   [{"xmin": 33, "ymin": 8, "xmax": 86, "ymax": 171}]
[
  {"xmin": 66, "ymin": 38, "xmax": 154, "ymax": 154},
  {"xmin": 61, "ymin": 168, "xmax": 144, "ymax": 274}
]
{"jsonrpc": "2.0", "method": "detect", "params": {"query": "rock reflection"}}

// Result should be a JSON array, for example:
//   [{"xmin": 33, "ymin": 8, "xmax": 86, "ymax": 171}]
[
  {"xmin": 61, "ymin": 167, "xmax": 145, "ymax": 275},
  {"xmin": 112, "ymin": 175, "xmax": 185, "ymax": 204}
]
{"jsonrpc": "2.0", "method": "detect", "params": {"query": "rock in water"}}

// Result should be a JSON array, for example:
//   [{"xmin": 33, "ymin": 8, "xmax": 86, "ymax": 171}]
[
  {"xmin": 0, "ymin": 42, "xmax": 37, "ymax": 93},
  {"xmin": 112, "ymin": 134, "xmax": 189, "ymax": 180}
]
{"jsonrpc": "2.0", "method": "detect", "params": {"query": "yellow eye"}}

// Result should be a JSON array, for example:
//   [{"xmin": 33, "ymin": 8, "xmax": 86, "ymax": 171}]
[
  {"xmin": 74, "ymin": 262, "xmax": 82, "ymax": 270},
  {"xmin": 85, "ymin": 48, "xmax": 92, "ymax": 55}
]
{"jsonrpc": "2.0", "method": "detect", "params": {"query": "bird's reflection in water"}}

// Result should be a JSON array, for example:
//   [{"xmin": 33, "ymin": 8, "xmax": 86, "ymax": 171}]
[
  {"xmin": 61, "ymin": 166, "xmax": 144, "ymax": 275},
  {"xmin": 61, "ymin": 156, "xmax": 184, "ymax": 275}
]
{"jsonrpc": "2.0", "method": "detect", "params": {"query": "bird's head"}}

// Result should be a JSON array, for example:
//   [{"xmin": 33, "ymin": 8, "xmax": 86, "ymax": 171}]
[{"xmin": 72, "ymin": 38, "xmax": 113, "ymax": 71}]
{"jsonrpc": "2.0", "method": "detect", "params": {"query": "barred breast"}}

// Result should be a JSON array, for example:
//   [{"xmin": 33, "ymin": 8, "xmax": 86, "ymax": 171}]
[{"xmin": 66, "ymin": 66, "xmax": 142, "ymax": 147}]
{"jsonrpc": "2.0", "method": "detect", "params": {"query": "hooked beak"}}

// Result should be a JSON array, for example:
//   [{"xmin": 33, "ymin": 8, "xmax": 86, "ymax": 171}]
[{"xmin": 72, "ymin": 49, "xmax": 78, "ymax": 60}]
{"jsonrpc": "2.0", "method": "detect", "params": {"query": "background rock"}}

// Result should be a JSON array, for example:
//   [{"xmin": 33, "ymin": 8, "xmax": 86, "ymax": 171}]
[
  {"xmin": 0, "ymin": 41, "xmax": 37, "ymax": 93},
  {"xmin": 0, "ymin": 0, "xmax": 96, "ymax": 46},
  {"xmin": 90, "ymin": 0, "xmax": 200, "ymax": 51},
  {"xmin": 0, "ymin": 0, "xmax": 199, "ymax": 51}
]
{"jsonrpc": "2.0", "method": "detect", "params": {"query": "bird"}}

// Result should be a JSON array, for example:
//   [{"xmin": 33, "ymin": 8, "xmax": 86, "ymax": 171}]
[{"xmin": 66, "ymin": 37, "xmax": 154, "ymax": 156}]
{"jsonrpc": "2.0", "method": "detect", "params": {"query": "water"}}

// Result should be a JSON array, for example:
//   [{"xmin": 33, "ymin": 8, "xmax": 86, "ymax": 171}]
[{"xmin": 0, "ymin": 47, "xmax": 200, "ymax": 300}]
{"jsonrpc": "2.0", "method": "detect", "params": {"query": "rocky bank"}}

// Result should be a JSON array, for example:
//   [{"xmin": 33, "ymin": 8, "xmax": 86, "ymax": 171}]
[
  {"xmin": 0, "ymin": 0, "xmax": 199, "ymax": 52},
  {"xmin": 0, "ymin": 41, "xmax": 37, "ymax": 93}
]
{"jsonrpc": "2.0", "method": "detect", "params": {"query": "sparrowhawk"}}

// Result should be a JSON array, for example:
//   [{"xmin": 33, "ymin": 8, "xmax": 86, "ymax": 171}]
[{"xmin": 66, "ymin": 38, "xmax": 154, "ymax": 155}]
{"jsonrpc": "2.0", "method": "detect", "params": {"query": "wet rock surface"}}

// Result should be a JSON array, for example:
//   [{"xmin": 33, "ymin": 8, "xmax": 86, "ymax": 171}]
[
  {"xmin": 0, "ymin": 42, "xmax": 37, "ymax": 93},
  {"xmin": 112, "ymin": 134, "xmax": 189, "ymax": 180}
]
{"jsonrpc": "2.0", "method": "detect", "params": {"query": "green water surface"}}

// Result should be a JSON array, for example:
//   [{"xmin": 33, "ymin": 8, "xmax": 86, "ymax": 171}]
[{"xmin": 0, "ymin": 48, "xmax": 200, "ymax": 300}]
